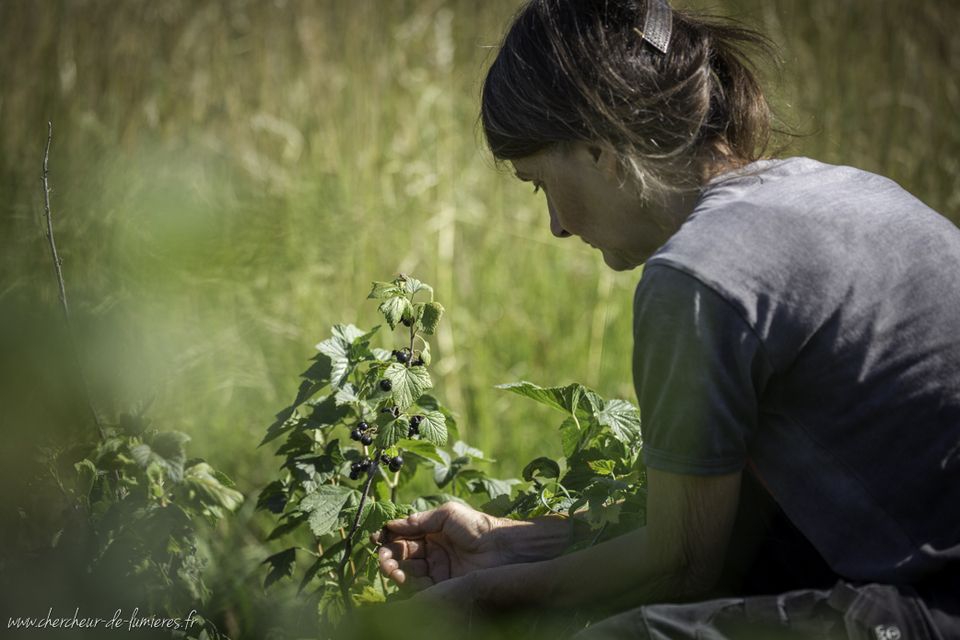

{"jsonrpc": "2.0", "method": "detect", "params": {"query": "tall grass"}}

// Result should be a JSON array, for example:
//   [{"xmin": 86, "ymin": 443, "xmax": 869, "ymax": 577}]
[{"xmin": 1, "ymin": 0, "xmax": 958, "ymax": 637}]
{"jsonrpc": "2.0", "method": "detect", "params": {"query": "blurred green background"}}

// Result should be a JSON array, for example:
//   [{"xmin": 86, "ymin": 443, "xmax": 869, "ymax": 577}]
[{"xmin": 1, "ymin": 0, "xmax": 958, "ymax": 637}]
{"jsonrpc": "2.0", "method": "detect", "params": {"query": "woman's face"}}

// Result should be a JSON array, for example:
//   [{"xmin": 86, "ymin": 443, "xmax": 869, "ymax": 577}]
[{"xmin": 510, "ymin": 144, "xmax": 692, "ymax": 271}]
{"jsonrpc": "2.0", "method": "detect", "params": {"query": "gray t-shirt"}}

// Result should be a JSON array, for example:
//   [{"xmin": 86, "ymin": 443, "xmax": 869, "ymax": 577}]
[{"xmin": 633, "ymin": 157, "xmax": 960, "ymax": 585}]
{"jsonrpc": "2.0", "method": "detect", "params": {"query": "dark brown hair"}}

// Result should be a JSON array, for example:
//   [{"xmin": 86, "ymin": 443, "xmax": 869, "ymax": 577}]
[{"xmin": 481, "ymin": 0, "xmax": 778, "ymax": 193}]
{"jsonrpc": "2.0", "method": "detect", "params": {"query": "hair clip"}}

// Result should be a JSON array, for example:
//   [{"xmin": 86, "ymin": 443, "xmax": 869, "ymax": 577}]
[{"xmin": 636, "ymin": 0, "xmax": 672, "ymax": 55}]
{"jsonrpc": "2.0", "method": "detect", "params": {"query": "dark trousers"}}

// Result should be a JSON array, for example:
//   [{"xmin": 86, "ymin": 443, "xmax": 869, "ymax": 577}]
[{"xmin": 573, "ymin": 471, "xmax": 960, "ymax": 640}]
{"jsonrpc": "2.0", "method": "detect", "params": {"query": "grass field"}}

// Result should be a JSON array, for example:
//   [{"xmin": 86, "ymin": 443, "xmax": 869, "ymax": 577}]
[{"xmin": 1, "ymin": 0, "xmax": 958, "ymax": 637}]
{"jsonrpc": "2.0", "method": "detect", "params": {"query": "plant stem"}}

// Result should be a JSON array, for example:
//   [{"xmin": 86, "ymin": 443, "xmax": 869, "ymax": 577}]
[
  {"xmin": 336, "ymin": 446, "xmax": 384, "ymax": 620},
  {"xmin": 42, "ymin": 122, "xmax": 104, "ymax": 441}
]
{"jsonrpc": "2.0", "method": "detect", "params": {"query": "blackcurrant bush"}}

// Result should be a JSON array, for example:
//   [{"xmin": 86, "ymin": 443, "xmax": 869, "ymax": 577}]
[
  {"xmin": 389, "ymin": 457, "xmax": 404, "ymax": 473},
  {"xmin": 360, "ymin": 433, "xmax": 373, "ymax": 446},
  {"xmin": 380, "ymin": 379, "xmax": 393, "ymax": 392},
  {"xmin": 350, "ymin": 429, "xmax": 362, "ymax": 441}
]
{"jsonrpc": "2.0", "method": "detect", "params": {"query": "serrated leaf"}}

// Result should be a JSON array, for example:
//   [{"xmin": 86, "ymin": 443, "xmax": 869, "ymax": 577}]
[
  {"xmin": 410, "ymin": 493, "xmax": 469, "ymax": 512},
  {"xmin": 266, "ymin": 512, "xmax": 307, "ymax": 541},
  {"xmin": 587, "ymin": 459, "xmax": 617, "ymax": 476},
  {"xmin": 299, "ymin": 539, "xmax": 345, "ymax": 595},
  {"xmin": 175, "ymin": 462, "xmax": 245, "ymax": 512},
  {"xmin": 417, "ymin": 410, "xmax": 447, "ymax": 447},
  {"xmin": 433, "ymin": 450, "xmax": 470, "ymax": 488},
  {"xmin": 354, "ymin": 585, "xmax": 386, "ymax": 605},
  {"xmin": 378, "ymin": 296, "xmax": 412, "ymax": 331},
  {"xmin": 522, "ymin": 457, "xmax": 561, "ymax": 482},
  {"xmin": 301, "ymin": 485, "xmax": 358, "ymax": 537},
  {"xmin": 597, "ymin": 399, "xmax": 642, "ymax": 444},
  {"xmin": 317, "ymin": 324, "xmax": 368, "ymax": 389},
  {"xmin": 560, "ymin": 417, "xmax": 580, "ymax": 458},
  {"xmin": 318, "ymin": 586, "xmax": 346, "ymax": 627},
  {"xmin": 306, "ymin": 394, "xmax": 351, "ymax": 428},
  {"xmin": 360, "ymin": 500, "xmax": 399, "ymax": 534},
  {"xmin": 404, "ymin": 278, "xmax": 432, "ymax": 297},
  {"xmin": 374, "ymin": 416, "xmax": 409, "ymax": 449},
  {"xmin": 368, "ymin": 281, "xmax": 404, "ymax": 299},
  {"xmin": 417, "ymin": 302, "xmax": 444, "ymax": 335},
  {"xmin": 74, "ymin": 459, "xmax": 97, "ymax": 498},
  {"xmin": 466, "ymin": 475, "xmax": 520, "ymax": 500},
  {"xmin": 453, "ymin": 440, "xmax": 491, "ymax": 461},
  {"xmin": 395, "ymin": 438, "xmax": 445, "ymax": 465},
  {"xmin": 262, "ymin": 548, "xmax": 298, "ymax": 589},
  {"xmin": 480, "ymin": 494, "xmax": 514, "ymax": 517},
  {"xmin": 382, "ymin": 363, "xmax": 432, "ymax": 410},
  {"xmin": 495, "ymin": 381, "xmax": 589, "ymax": 416}
]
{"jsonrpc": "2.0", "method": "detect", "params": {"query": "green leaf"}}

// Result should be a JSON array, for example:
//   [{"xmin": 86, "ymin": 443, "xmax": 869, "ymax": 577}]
[
  {"xmin": 368, "ymin": 281, "xmax": 404, "ymax": 299},
  {"xmin": 383, "ymin": 363, "xmax": 432, "ymax": 410},
  {"xmin": 299, "ymin": 540, "xmax": 345, "ymax": 595},
  {"xmin": 266, "ymin": 512, "xmax": 307, "ymax": 541},
  {"xmin": 464, "ymin": 474, "xmax": 520, "ymax": 500},
  {"xmin": 374, "ymin": 416, "xmax": 409, "ymax": 449},
  {"xmin": 305, "ymin": 394, "xmax": 351, "ymax": 428},
  {"xmin": 454, "ymin": 440, "xmax": 492, "ymax": 462},
  {"xmin": 417, "ymin": 410, "xmax": 447, "ymax": 447},
  {"xmin": 301, "ymin": 485, "xmax": 358, "ymax": 537},
  {"xmin": 74, "ymin": 459, "xmax": 98, "ymax": 498},
  {"xmin": 587, "ymin": 459, "xmax": 617, "ymax": 476},
  {"xmin": 433, "ymin": 450, "xmax": 470, "ymax": 488},
  {"xmin": 317, "ymin": 324, "xmax": 368, "ymax": 389},
  {"xmin": 174, "ymin": 462, "xmax": 245, "ymax": 513},
  {"xmin": 378, "ymin": 296, "xmax": 413, "ymax": 331},
  {"xmin": 354, "ymin": 585, "xmax": 386, "ymax": 605},
  {"xmin": 522, "ymin": 457, "xmax": 561, "ymax": 482},
  {"xmin": 410, "ymin": 493, "xmax": 469, "ymax": 512},
  {"xmin": 360, "ymin": 500, "xmax": 399, "ymax": 534},
  {"xmin": 404, "ymin": 278, "xmax": 433, "ymax": 298},
  {"xmin": 560, "ymin": 417, "xmax": 580, "ymax": 458},
  {"xmin": 262, "ymin": 548, "xmax": 298, "ymax": 589},
  {"xmin": 417, "ymin": 302, "xmax": 444, "ymax": 335},
  {"xmin": 318, "ymin": 585, "xmax": 346, "ymax": 627},
  {"xmin": 597, "ymin": 399, "xmax": 642, "ymax": 444},
  {"xmin": 395, "ymin": 438, "xmax": 445, "ymax": 465},
  {"xmin": 495, "ymin": 381, "xmax": 588, "ymax": 416}
]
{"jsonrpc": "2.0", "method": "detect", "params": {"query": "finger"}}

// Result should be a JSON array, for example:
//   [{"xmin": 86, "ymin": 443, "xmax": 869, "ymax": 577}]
[
  {"xmin": 378, "ymin": 539, "xmax": 425, "ymax": 563},
  {"xmin": 390, "ymin": 501, "xmax": 472, "ymax": 535}
]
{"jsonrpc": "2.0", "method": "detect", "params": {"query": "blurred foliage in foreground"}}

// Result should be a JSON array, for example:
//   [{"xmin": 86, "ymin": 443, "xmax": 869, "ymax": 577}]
[{"xmin": 1, "ymin": 0, "xmax": 958, "ymax": 637}]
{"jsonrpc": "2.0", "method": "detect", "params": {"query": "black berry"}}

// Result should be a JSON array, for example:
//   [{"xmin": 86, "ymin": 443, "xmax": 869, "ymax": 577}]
[
  {"xmin": 358, "ymin": 421, "xmax": 370, "ymax": 431},
  {"xmin": 410, "ymin": 415, "xmax": 423, "ymax": 428},
  {"xmin": 349, "ymin": 470, "xmax": 361, "ymax": 481},
  {"xmin": 380, "ymin": 379, "xmax": 393, "ymax": 392},
  {"xmin": 389, "ymin": 457, "xmax": 404, "ymax": 473},
  {"xmin": 395, "ymin": 351, "xmax": 411, "ymax": 364},
  {"xmin": 360, "ymin": 459, "xmax": 372, "ymax": 471},
  {"xmin": 401, "ymin": 317, "xmax": 413, "ymax": 327},
  {"xmin": 380, "ymin": 454, "xmax": 391, "ymax": 465},
  {"xmin": 351, "ymin": 462, "xmax": 361, "ymax": 472},
  {"xmin": 360, "ymin": 433, "xmax": 373, "ymax": 446},
  {"xmin": 350, "ymin": 429, "xmax": 362, "ymax": 441}
]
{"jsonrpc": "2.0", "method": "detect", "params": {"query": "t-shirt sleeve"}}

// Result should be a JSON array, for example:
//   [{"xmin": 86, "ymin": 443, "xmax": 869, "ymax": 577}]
[{"xmin": 634, "ymin": 264, "xmax": 775, "ymax": 476}]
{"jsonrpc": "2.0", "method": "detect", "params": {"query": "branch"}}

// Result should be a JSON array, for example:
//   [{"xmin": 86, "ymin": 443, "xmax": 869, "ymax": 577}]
[
  {"xmin": 42, "ymin": 122, "xmax": 104, "ymax": 440},
  {"xmin": 336, "ymin": 446, "xmax": 385, "ymax": 620}
]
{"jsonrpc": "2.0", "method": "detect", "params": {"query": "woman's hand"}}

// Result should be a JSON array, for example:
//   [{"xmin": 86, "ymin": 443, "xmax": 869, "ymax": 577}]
[{"xmin": 371, "ymin": 502, "xmax": 515, "ymax": 591}]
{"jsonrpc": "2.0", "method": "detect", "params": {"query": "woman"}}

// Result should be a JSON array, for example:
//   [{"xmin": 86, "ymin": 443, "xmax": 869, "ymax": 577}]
[{"xmin": 373, "ymin": 1, "xmax": 960, "ymax": 637}]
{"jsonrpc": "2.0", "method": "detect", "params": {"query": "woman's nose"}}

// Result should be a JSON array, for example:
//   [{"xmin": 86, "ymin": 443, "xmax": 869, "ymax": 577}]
[{"xmin": 548, "ymin": 204, "xmax": 572, "ymax": 238}]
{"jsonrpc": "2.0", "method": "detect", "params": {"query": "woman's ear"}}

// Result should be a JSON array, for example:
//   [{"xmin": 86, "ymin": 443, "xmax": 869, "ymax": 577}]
[{"xmin": 586, "ymin": 144, "xmax": 620, "ymax": 183}]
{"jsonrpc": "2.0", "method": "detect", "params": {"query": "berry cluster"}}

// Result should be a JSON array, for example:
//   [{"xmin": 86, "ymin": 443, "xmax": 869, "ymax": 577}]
[
  {"xmin": 408, "ymin": 414, "xmax": 423, "ymax": 439},
  {"xmin": 349, "ymin": 421, "xmax": 374, "ymax": 446},
  {"xmin": 349, "ymin": 453, "xmax": 404, "ymax": 480}
]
